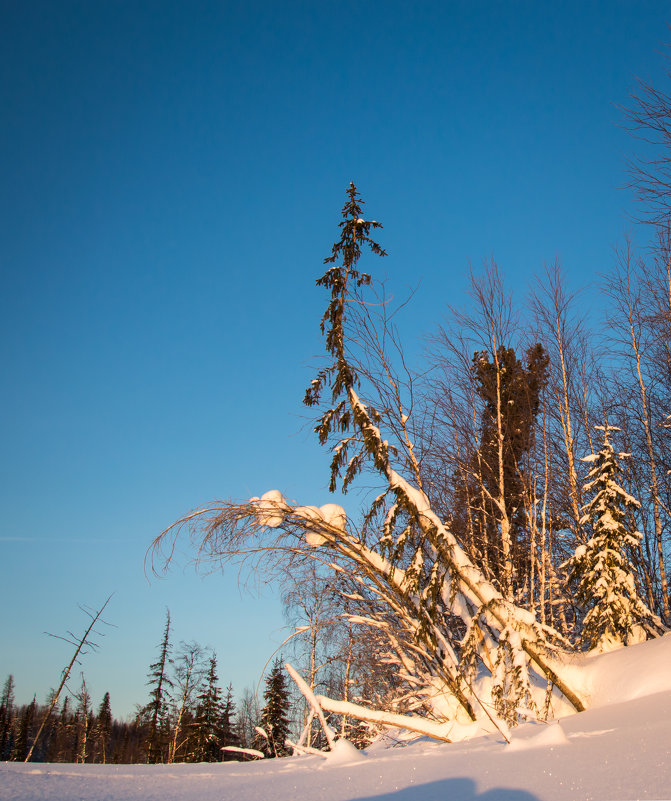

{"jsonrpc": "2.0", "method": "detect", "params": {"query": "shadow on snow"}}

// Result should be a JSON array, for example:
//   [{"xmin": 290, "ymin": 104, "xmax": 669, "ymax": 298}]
[{"xmin": 355, "ymin": 776, "xmax": 539, "ymax": 801}]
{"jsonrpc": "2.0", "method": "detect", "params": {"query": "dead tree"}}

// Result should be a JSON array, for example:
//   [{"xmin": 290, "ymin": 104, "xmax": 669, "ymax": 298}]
[{"xmin": 25, "ymin": 596, "xmax": 113, "ymax": 763}]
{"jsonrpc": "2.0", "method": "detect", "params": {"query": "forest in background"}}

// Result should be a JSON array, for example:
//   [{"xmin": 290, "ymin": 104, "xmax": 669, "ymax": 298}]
[{"xmin": 0, "ymin": 609, "xmax": 304, "ymax": 764}]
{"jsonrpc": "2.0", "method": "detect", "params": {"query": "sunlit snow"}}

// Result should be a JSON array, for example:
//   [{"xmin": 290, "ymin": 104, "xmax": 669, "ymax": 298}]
[{"xmin": 3, "ymin": 635, "xmax": 671, "ymax": 801}]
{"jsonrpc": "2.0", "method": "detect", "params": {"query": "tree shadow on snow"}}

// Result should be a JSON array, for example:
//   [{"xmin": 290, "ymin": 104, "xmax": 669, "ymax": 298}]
[{"xmin": 356, "ymin": 776, "xmax": 540, "ymax": 801}]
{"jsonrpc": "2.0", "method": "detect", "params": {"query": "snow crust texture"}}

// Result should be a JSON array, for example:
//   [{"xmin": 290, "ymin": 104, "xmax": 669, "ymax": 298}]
[
  {"xmin": 3, "ymin": 636, "xmax": 671, "ymax": 801},
  {"xmin": 3, "ymin": 694, "xmax": 670, "ymax": 800}
]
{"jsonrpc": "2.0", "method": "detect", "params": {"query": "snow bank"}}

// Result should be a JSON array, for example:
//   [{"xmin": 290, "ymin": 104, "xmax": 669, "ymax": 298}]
[
  {"xmin": 323, "ymin": 738, "xmax": 367, "ymax": 766},
  {"xmin": 507, "ymin": 720, "xmax": 570, "ymax": 751},
  {"xmin": 4, "ymin": 687, "xmax": 671, "ymax": 800},
  {"xmin": 4, "ymin": 637, "xmax": 671, "ymax": 800},
  {"xmin": 555, "ymin": 631, "xmax": 671, "ymax": 708}
]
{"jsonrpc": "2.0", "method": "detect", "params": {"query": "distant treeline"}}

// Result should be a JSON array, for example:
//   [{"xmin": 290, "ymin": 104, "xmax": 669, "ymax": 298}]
[{"xmin": 1, "ymin": 613, "xmax": 292, "ymax": 764}]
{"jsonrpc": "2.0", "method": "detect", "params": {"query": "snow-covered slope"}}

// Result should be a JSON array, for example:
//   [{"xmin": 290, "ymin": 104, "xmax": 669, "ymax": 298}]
[
  {"xmin": 560, "ymin": 630, "xmax": 671, "ymax": 708},
  {"xmin": 3, "ymin": 636, "xmax": 671, "ymax": 801}
]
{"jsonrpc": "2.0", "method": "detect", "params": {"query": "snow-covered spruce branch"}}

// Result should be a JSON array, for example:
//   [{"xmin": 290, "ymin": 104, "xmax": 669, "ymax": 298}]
[{"xmin": 221, "ymin": 746, "xmax": 265, "ymax": 760}]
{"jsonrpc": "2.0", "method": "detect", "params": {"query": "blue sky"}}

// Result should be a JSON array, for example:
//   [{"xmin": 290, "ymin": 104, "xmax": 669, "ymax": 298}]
[{"xmin": 1, "ymin": 1, "xmax": 669, "ymax": 718}]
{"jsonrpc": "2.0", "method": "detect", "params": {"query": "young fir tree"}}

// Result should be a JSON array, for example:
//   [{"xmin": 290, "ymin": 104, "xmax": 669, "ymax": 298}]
[
  {"xmin": 191, "ymin": 653, "xmax": 226, "ymax": 762},
  {"xmin": 93, "ymin": 692, "xmax": 112, "ymax": 763},
  {"xmin": 255, "ymin": 659, "xmax": 291, "ymax": 758},
  {"xmin": 220, "ymin": 683, "xmax": 239, "ymax": 761},
  {"xmin": 143, "ymin": 610, "xmax": 174, "ymax": 763},
  {"xmin": 32, "ymin": 689, "xmax": 60, "ymax": 763},
  {"xmin": 74, "ymin": 677, "xmax": 92, "ymax": 763},
  {"xmin": 565, "ymin": 424, "xmax": 660, "ymax": 652},
  {"xmin": 46, "ymin": 695, "xmax": 74, "ymax": 763}
]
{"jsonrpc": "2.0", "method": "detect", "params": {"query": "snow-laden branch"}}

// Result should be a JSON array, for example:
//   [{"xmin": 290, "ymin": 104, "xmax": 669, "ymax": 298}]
[
  {"xmin": 315, "ymin": 694, "xmax": 481, "ymax": 743},
  {"xmin": 285, "ymin": 662, "xmax": 337, "ymax": 751},
  {"xmin": 347, "ymin": 387, "xmax": 587, "ymax": 714}
]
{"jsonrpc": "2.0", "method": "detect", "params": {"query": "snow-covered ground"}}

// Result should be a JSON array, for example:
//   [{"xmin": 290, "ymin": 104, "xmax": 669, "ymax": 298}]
[{"xmin": 3, "ymin": 635, "xmax": 671, "ymax": 801}]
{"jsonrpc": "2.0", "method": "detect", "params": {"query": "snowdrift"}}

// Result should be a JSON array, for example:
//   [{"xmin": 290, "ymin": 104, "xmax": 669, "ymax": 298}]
[{"xmin": 3, "ymin": 634, "xmax": 671, "ymax": 801}]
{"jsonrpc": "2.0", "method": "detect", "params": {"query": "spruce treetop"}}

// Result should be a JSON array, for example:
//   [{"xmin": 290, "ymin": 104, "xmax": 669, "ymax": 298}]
[
  {"xmin": 304, "ymin": 182, "xmax": 388, "ymax": 493},
  {"xmin": 305, "ymin": 182, "xmax": 386, "ymax": 405}
]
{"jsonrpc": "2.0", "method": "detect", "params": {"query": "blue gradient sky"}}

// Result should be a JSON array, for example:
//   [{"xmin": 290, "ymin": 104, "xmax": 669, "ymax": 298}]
[{"xmin": 1, "ymin": 1, "xmax": 669, "ymax": 717}]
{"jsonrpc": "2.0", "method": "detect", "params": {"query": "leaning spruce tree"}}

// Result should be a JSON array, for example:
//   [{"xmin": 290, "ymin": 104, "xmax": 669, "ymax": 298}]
[
  {"xmin": 565, "ymin": 424, "xmax": 662, "ymax": 652},
  {"xmin": 301, "ymin": 182, "xmax": 576, "ymax": 723}
]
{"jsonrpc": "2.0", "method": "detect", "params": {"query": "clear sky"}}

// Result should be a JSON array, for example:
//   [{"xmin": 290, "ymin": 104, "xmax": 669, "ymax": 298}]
[{"xmin": 1, "ymin": 1, "xmax": 669, "ymax": 718}]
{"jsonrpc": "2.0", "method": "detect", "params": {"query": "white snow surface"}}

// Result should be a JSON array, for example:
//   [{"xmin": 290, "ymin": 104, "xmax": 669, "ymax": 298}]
[
  {"xmin": 559, "ymin": 630, "xmax": 671, "ymax": 707},
  {"xmin": 3, "ymin": 635, "xmax": 671, "ymax": 801}
]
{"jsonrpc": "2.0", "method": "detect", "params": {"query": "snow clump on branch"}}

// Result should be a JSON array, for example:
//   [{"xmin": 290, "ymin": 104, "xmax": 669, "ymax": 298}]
[
  {"xmin": 251, "ymin": 490, "xmax": 288, "ymax": 528},
  {"xmin": 295, "ymin": 503, "xmax": 347, "ymax": 547},
  {"xmin": 250, "ymin": 492, "xmax": 347, "ymax": 545}
]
